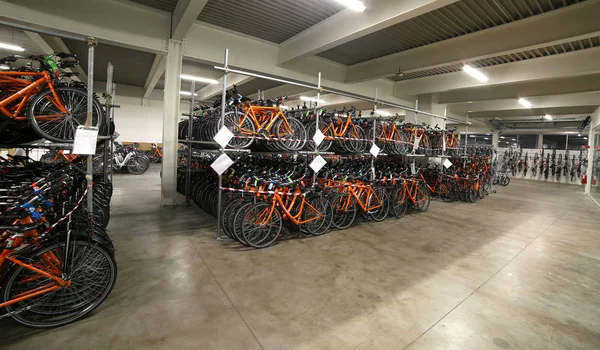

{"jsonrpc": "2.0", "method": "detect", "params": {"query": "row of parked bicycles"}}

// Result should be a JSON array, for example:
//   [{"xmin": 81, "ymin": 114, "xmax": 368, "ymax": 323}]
[
  {"xmin": 176, "ymin": 153, "xmax": 493, "ymax": 249},
  {"xmin": 178, "ymin": 86, "xmax": 463, "ymax": 156},
  {"xmin": 502, "ymin": 148, "xmax": 586, "ymax": 182},
  {"xmin": 0, "ymin": 53, "xmax": 109, "ymax": 145},
  {"xmin": 0, "ymin": 154, "xmax": 116, "ymax": 328}
]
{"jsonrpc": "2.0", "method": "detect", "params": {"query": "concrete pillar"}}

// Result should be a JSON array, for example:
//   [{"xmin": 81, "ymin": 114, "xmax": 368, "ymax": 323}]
[
  {"xmin": 585, "ymin": 127, "xmax": 594, "ymax": 194},
  {"xmin": 161, "ymin": 39, "xmax": 183, "ymax": 206},
  {"xmin": 415, "ymin": 94, "xmax": 446, "ymax": 128},
  {"xmin": 492, "ymin": 132, "xmax": 499, "ymax": 148},
  {"xmin": 537, "ymin": 133, "xmax": 544, "ymax": 149}
]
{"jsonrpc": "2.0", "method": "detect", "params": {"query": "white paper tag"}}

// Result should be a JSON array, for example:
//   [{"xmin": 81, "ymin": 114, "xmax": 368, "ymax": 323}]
[
  {"xmin": 72, "ymin": 126, "xmax": 99, "ymax": 155},
  {"xmin": 313, "ymin": 129, "xmax": 325, "ymax": 147},
  {"xmin": 369, "ymin": 143, "xmax": 380, "ymax": 157},
  {"xmin": 309, "ymin": 155, "xmax": 327, "ymax": 173},
  {"xmin": 443, "ymin": 159, "xmax": 453, "ymax": 169},
  {"xmin": 413, "ymin": 136, "xmax": 421, "ymax": 152},
  {"xmin": 210, "ymin": 153, "xmax": 234, "ymax": 175},
  {"xmin": 62, "ymin": 150, "xmax": 70, "ymax": 154},
  {"xmin": 442, "ymin": 137, "xmax": 446, "ymax": 152},
  {"xmin": 213, "ymin": 126, "xmax": 234, "ymax": 148}
]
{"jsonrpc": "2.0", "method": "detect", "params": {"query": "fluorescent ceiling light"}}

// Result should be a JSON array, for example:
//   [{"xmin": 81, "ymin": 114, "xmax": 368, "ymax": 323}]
[
  {"xmin": 500, "ymin": 136, "xmax": 505, "ymax": 139},
  {"xmin": 462, "ymin": 64, "xmax": 488, "ymax": 83},
  {"xmin": 512, "ymin": 138, "xmax": 516, "ymax": 141},
  {"xmin": 518, "ymin": 98, "xmax": 532, "ymax": 108},
  {"xmin": 584, "ymin": 137, "xmax": 588, "ymax": 140},
  {"xmin": 578, "ymin": 133, "xmax": 582, "ymax": 137},
  {"xmin": 469, "ymin": 135, "xmax": 475, "ymax": 138},
  {"xmin": 377, "ymin": 111, "xmax": 391, "ymax": 116},
  {"xmin": 180, "ymin": 91, "xmax": 198, "ymax": 96},
  {"xmin": 543, "ymin": 114, "xmax": 552, "ymax": 120},
  {"xmin": 335, "ymin": 0, "xmax": 366, "ymax": 12},
  {"xmin": 300, "ymin": 96, "xmax": 326, "ymax": 104},
  {"xmin": 180, "ymin": 74, "xmax": 219, "ymax": 84},
  {"xmin": 484, "ymin": 137, "xmax": 489, "ymax": 140},
  {"xmin": 0, "ymin": 64, "xmax": 9, "ymax": 70},
  {"xmin": 0, "ymin": 42, "xmax": 24, "ymax": 52}
]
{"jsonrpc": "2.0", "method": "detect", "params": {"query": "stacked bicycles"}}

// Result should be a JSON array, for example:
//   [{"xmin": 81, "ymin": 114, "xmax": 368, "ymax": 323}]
[
  {"xmin": 0, "ymin": 53, "xmax": 109, "ymax": 145},
  {"xmin": 0, "ymin": 155, "xmax": 116, "ymax": 328}
]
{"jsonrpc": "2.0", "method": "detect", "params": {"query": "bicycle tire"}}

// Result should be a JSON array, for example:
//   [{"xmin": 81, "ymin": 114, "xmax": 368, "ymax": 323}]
[
  {"xmin": 302, "ymin": 196, "xmax": 333, "ymax": 236},
  {"xmin": 331, "ymin": 192, "xmax": 357, "ymax": 229},
  {"xmin": 391, "ymin": 186, "xmax": 408, "ymax": 218},
  {"xmin": 27, "ymin": 86, "xmax": 105, "ymax": 143},
  {"xmin": 241, "ymin": 202, "xmax": 282, "ymax": 248},
  {"xmin": 368, "ymin": 188, "xmax": 389, "ymax": 221},
  {"xmin": 415, "ymin": 182, "xmax": 431, "ymax": 211},
  {"xmin": 3, "ymin": 239, "xmax": 117, "ymax": 328}
]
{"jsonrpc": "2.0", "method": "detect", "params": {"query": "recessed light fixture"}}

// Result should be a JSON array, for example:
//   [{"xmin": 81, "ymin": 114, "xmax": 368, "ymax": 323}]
[
  {"xmin": 543, "ymin": 114, "xmax": 552, "ymax": 120},
  {"xmin": 469, "ymin": 135, "xmax": 475, "ymax": 138},
  {"xmin": 300, "ymin": 96, "xmax": 326, "ymax": 104},
  {"xmin": 584, "ymin": 137, "xmax": 588, "ymax": 140},
  {"xmin": 462, "ymin": 64, "xmax": 488, "ymax": 83},
  {"xmin": 484, "ymin": 137, "xmax": 489, "ymax": 140},
  {"xmin": 578, "ymin": 133, "xmax": 582, "ymax": 137},
  {"xmin": 0, "ymin": 42, "xmax": 25, "ymax": 52},
  {"xmin": 335, "ymin": 0, "xmax": 366, "ymax": 12},
  {"xmin": 180, "ymin": 91, "xmax": 198, "ymax": 96},
  {"xmin": 0, "ymin": 64, "xmax": 9, "ymax": 70},
  {"xmin": 518, "ymin": 98, "xmax": 532, "ymax": 108},
  {"xmin": 180, "ymin": 74, "xmax": 219, "ymax": 84},
  {"xmin": 500, "ymin": 136, "xmax": 505, "ymax": 139},
  {"xmin": 512, "ymin": 138, "xmax": 516, "ymax": 141}
]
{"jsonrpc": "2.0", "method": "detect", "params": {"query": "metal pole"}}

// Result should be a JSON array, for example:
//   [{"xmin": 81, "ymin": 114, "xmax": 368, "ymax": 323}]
[
  {"xmin": 443, "ymin": 107, "xmax": 447, "ymax": 156},
  {"xmin": 372, "ymin": 88, "xmax": 378, "ymax": 179},
  {"xmin": 313, "ymin": 72, "xmax": 321, "ymax": 184},
  {"xmin": 464, "ymin": 115, "xmax": 469, "ymax": 155},
  {"xmin": 217, "ymin": 49, "xmax": 228, "ymax": 240},
  {"xmin": 186, "ymin": 80, "xmax": 195, "ymax": 204},
  {"xmin": 85, "ymin": 37, "xmax": 97, "ymax": 217},
  {"xmin": 103, "ymin": 62, "xmax": 114, "ymax": 184},
  {"xmin": 110, "ymin": 83, "xmax": 116, "ymax": 182},
  {"xmin": 565, "ymin": 134, "xmax": 569, "ymax": 151}
]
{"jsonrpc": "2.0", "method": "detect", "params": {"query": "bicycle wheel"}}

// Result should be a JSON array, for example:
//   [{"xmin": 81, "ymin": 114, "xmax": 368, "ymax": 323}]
[
  {"xmin": 331, "ymin": 192, "xmax": 357, "ymax": 229},
  {"xmin": 224, "ymin": 111, "xmax": 254, "ymax": 149},
  {"xmin": 368, "ymin": 188, "xmax": 389, "ymax": 222},
  {"xmin": 127, "ymin": 155, "xmax": 150, "ymax": 175},
  {"xmin": 415, "ymin": 182, "xmax": 431, "ymax": 211},
  {"xmin": 3, "ymin": 239, "xmax": 117, "ymax": 328},
  {"xmin": 391, "ymin": 186, "xmax": 408, "ymax": 218},
  {"xmin": 27, "ymin": 86, "xmax": 105, "ymax": 143},
  {"xmin": 275, "ymin": 117, "xmax": 306, "ymax": 151},
  {"xmin": 241, "ymin": 203, "xmax": 282, "ymax": 248},
  {"xmin": 477, "ymin": 179, "xmax": 485, "ymax": 199},
  {"xmin": 501, "ymin": 176, "xmax": 510, "ymax": 186},
  {"xmin": 301, "ymin": 196, "xmax": 333, "ymax": 236}
]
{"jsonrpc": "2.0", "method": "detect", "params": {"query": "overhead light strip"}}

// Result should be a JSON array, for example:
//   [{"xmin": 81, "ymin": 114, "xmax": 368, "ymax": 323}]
[
  {"xmin": 335, "ymin": 0, "xmax": 366, "ymax": 12},
  {"xmin": 518, "ymin": 98, "xmax": 532, "ymax": 108},
  {"xmin": 300, "ymin": 96, "xmax": 326, "ymax": 104},
  {"xmin": 180, "ymin": 91, "xmax": 198, "ymax": 96},
  {"xmin": 180, "ymin": 74, "xmax": 219, "ymax": 84},
  {"xmin": 0, "ymin": 42, "xmax": 25, "ymax": 52},
  {"xmin": 462, "ymin": 64, "xmax": 488, "ymax": 83}
]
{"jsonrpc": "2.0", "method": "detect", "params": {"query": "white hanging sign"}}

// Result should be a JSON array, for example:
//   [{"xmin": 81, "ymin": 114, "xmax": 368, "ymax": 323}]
[
  {"xmin": 410, "ymin": 162, "xmax": 417, "ymax": 175},
  {"xmin": 413, "ymin": 135, "xmax": 422, "ymax": 152},
  {"xmin": 72, "ymin": 126, "xmax": 99, "ymax": 155},
  {"xmin": 309, "ymin": 155, "xmax": 327, "ymax": 173},
  {"xmin": 313, "ymin": 129, "xmax": 325, "ymax": 147},
  {"xmin": 443, "ymin": 159, "xmax": 453, "ymax": 169},
  {"xmin": 213, "ymin": 126, "xmax": 234, "ymax": 148},
  {"xmin": 442, "ymin": 137, "xmax": 447, "ymax": 152},
  {"xmin": 210, "ymin": 153, "xmax": 234, "ymax": 175},
  {"xmin": 369, "ymin": 143, "xmax": 380, "ymax": 157}
]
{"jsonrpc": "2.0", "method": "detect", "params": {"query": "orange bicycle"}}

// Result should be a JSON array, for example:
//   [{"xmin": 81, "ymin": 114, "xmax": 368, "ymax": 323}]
[
  {"xmin": 321, "ymin": 109, "xmax": 368, "ymax": 153},
  {"xmin": 0, "ymin": 54, "xmax": 105, "ymax": 143},
  {"xmin": 330, "ymin": 178, "xmax": 389, "ymax": 229},
  {"xmin": 391, "ymin": 175, "xmax": 430, "ymax": 218},
  {"xmin": 226, "ymin": 96, "xmax": 306, "ymax": 151}
]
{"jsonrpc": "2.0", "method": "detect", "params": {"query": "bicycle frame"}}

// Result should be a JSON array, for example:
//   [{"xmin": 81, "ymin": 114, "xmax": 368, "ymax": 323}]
[
  {"xmin": 237, "ymin": 105, "xmax": 288, "ymax": 135},
  {"xmin": 0, "ymin": 71, "xmax": 67, "ymax": 120},
  {"xmin": 323, "ymin": 115, "xmax": 359, "ymax": 139}
]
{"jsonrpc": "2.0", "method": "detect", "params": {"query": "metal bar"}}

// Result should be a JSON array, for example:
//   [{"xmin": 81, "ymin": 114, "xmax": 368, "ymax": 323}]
[
  {"xmin": 213, "ymin": 64, "xmax": 468, "ymax": 124},
  {"xmin": 312, "ymin": 72, "xmax": 321, "ymax": 184},
  {"xmin": 186, "ymin": 80, "xmax": 195, "ymax": 205},
  {"xmin": 372, "ymin": 88, "xmax": 378, "ymax": 179},
  {"xmin": 216, "ymin": 49, "xmax": 228, "ymax": 240},
  {"xmin": 85, "ymin": 37, "xmax": 96, "ymax": 219},
  {"xmin": 464, "ymin": 115, "xmax": 469, "ymax": 154},
  {"xmin": 103, "ymin": 62, "xmax": 114, "ymax": 184}
]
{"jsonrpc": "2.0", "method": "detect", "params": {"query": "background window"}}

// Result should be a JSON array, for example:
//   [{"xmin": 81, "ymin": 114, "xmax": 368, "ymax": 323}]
[
  {"xmin": 542, "ymin": 134, "xmax": 567, "ymax": 150},
  {"xmin": 567, "ymin": 134, "xmax": 588, "ymax": 150}
]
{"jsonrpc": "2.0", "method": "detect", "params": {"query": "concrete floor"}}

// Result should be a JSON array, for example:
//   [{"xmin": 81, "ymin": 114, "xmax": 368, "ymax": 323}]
[{"xmin": 2, "ymin": 166, "xmax": 600, "ymax": 349}]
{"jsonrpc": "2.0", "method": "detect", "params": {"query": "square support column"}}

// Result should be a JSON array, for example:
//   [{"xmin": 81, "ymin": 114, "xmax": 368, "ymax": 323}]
[
  {"xmin": 585, "ymin": 127, "xmax": 595, "ymax": 194},
  {"xmin": 161, "ymin": 39, "xmax": 183, "ymax": 206},
  {"xmin": 492, "ymin": 132, "xmax": 499, "ymax": 148},
  {"xmin": 537, "ymin": 133, "xmax": 544, "ymax": 149}
]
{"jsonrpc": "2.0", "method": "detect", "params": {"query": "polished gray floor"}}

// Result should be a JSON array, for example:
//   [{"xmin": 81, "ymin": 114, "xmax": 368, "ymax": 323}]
[{"xmin": 2, "ymin": 167, "xmax": 600, "ymax": 349}]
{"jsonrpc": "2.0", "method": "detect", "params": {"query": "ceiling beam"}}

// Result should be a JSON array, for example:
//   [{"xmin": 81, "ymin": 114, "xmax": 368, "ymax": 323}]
[
  {"xmin": 143, "ymin": 0, "xmax": 209, "ymax": 99},
  {"xmin": 24, "ymin": 31, "xmax": 88, "ymax": 82},
  {"xmin": 278, "ymin": 0, "xmax": 457, "ymax": 64},
  {"xmin": 346, "ymin": 0, "xmax": 600, "ymax": 83},
  {"xmin": 450, "ymin": 92, "xmax": 600, "ymax": 114},
  {"xmin": 466, "ymin": 106, "xmax": 598, "ymax": 119},
  {"xmin": 439, "ymin": 73, "xmax": 600, "ymax": 104},
  {"xmin": 393, "ymin": 47, "xmax": 600, "ymax": 96}
]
